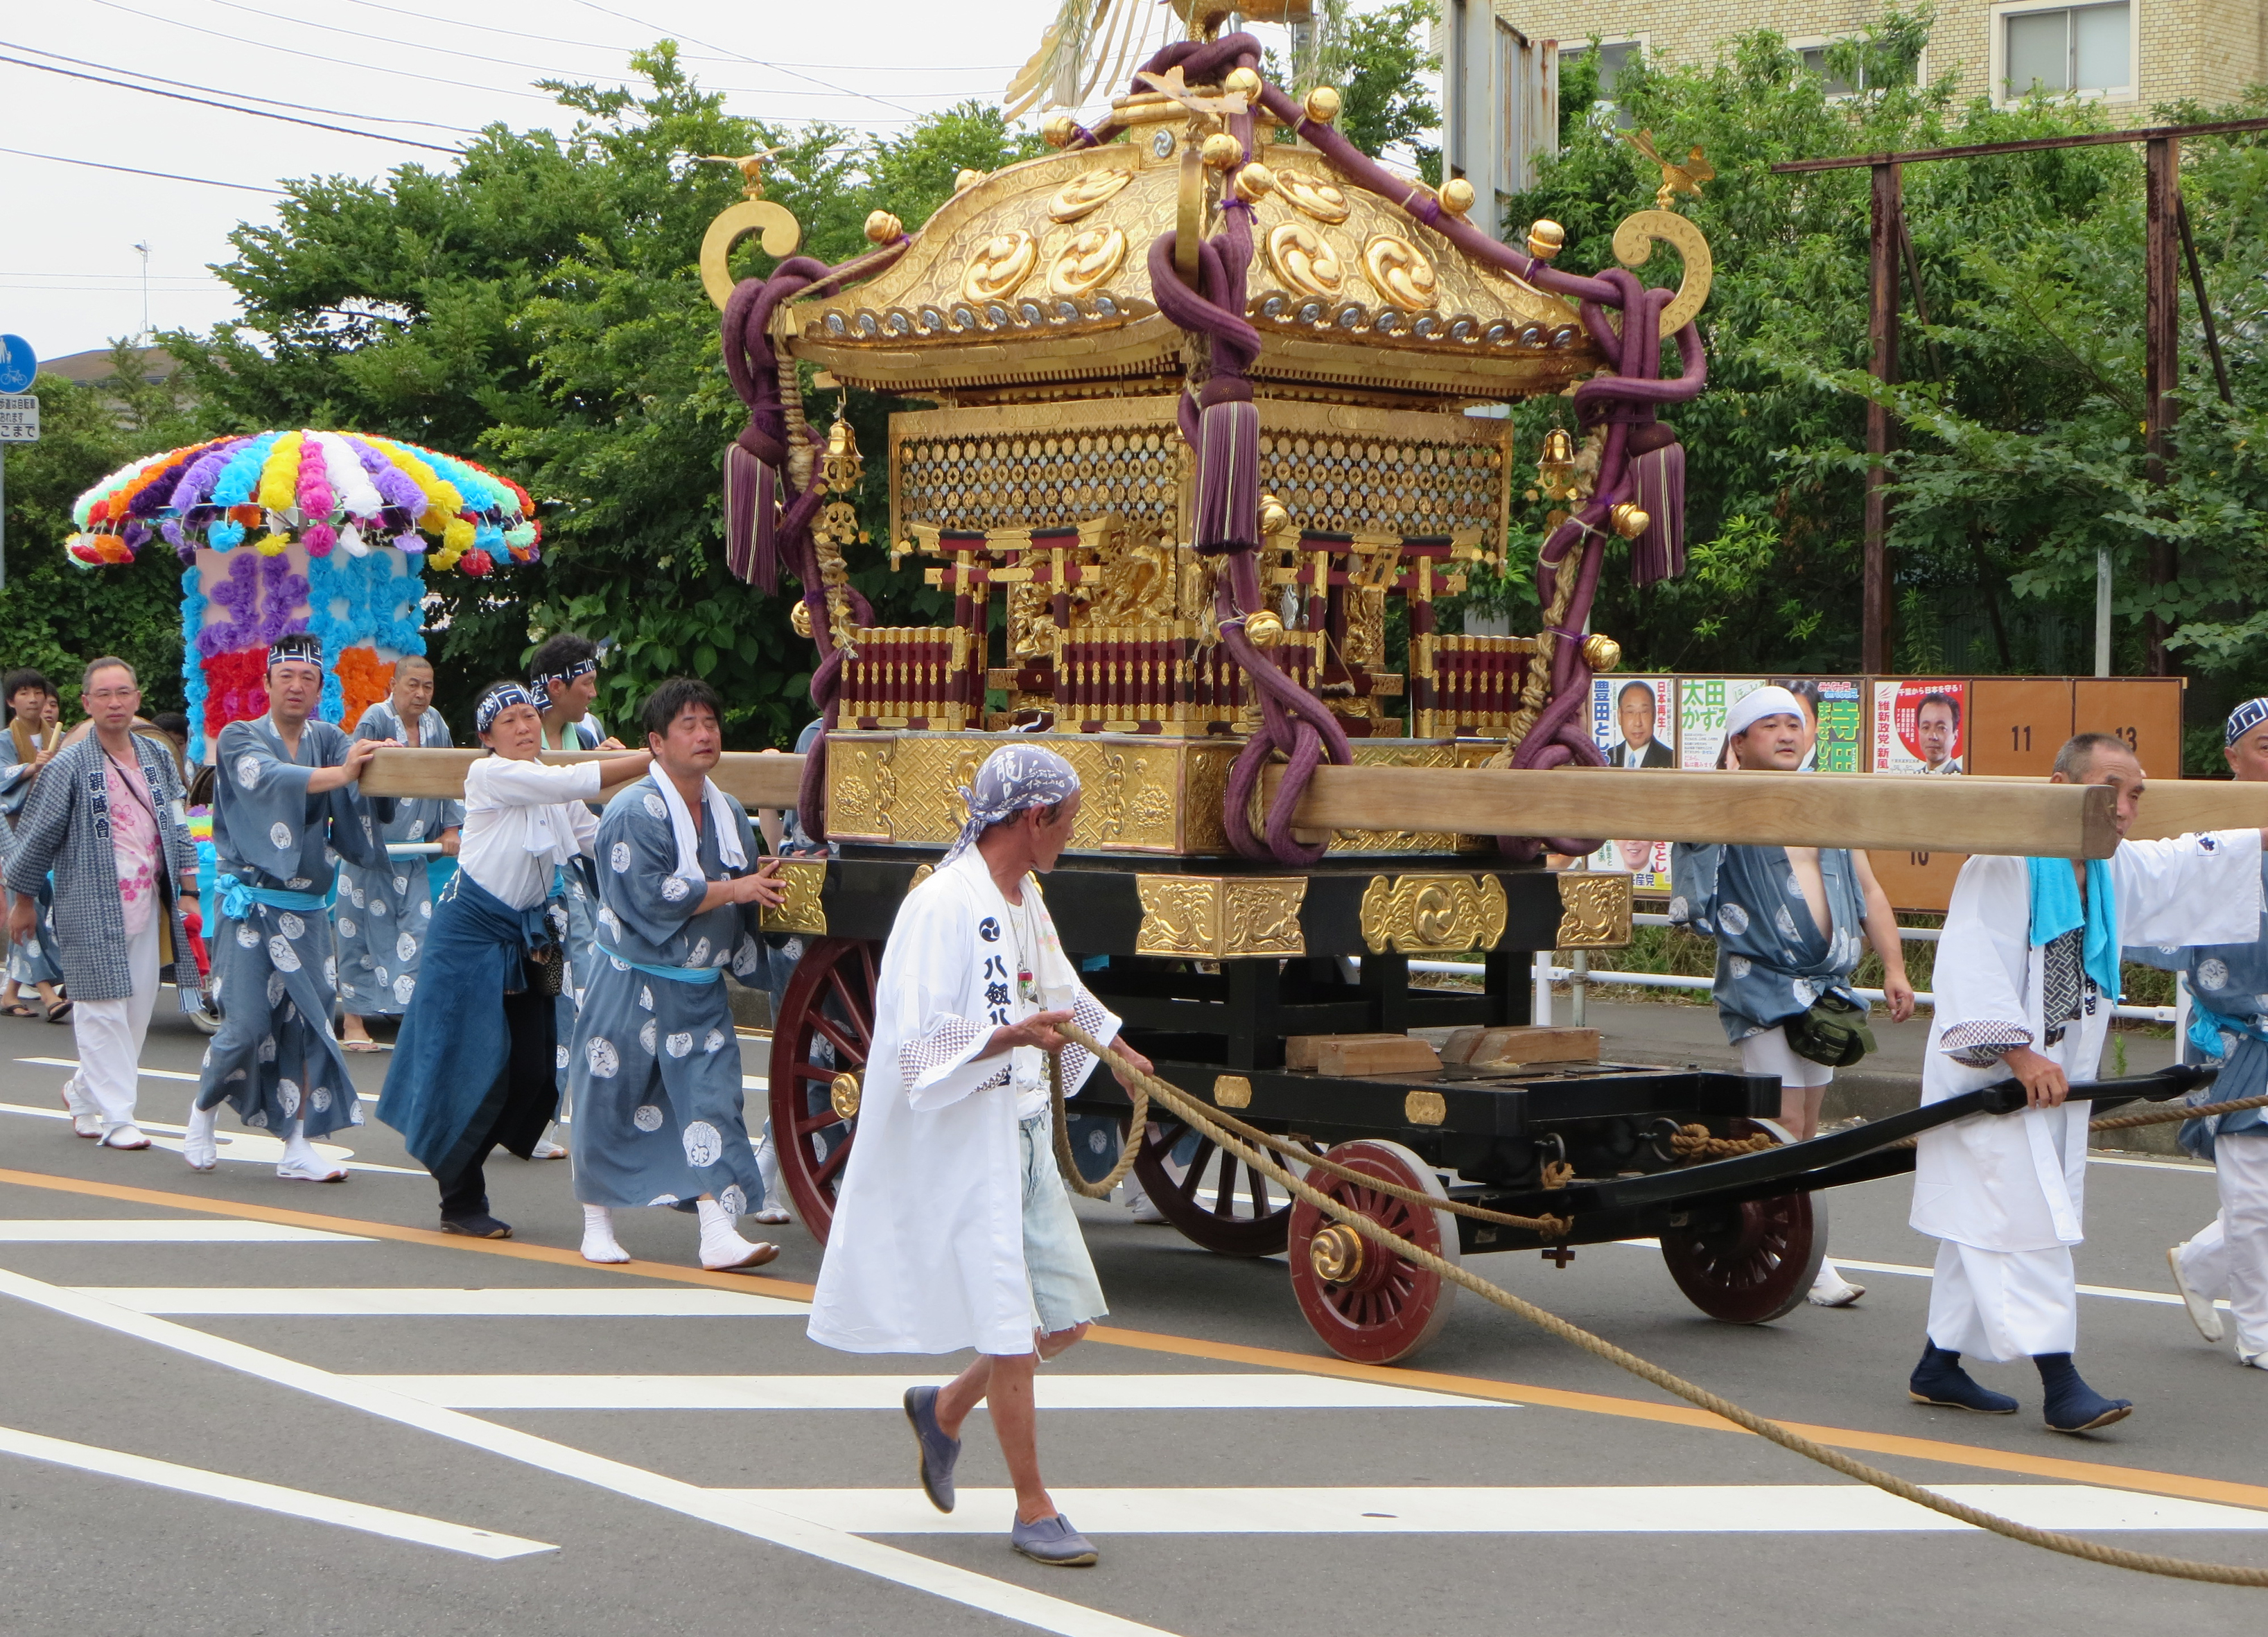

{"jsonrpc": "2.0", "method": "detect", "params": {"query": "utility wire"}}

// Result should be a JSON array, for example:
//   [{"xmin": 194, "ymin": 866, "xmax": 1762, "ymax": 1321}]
[
  {"xmin": 0, "ymin": 142, "xmax": 287, "ymax": 193},
  {"xmin": 1, "ymin": 38, "xmax": 481, "ymax": 132},
  {"xmin": 564, "ymin": 0, "xmax": 923, "ymax": 116},
  {"xmin": 0, "ymin": 51, "xmax": 461, "ymax": 150}
]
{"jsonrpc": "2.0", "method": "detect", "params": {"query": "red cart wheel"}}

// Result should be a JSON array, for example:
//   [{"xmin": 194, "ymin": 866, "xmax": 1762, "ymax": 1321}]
[
  {"xmin": 1659, "ymin": 1122, "xmax": 1825, "ymax": 1323},
  {"xmin": 1287, "ymin": 1139, "xmax": 1460, "ymax": 1365},
  {"xmin": 767, "ymin": 936, "xmax": 880, "ymax": 1244},
  {"xmin": 1131, "ymin": 1108, "xmax": 1299, "ymax": 1257}
]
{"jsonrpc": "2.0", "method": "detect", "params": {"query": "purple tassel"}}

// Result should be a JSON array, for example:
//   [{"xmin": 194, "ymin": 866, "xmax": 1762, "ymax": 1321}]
[
  {"xmin": 1628, "ymin": 441, "xmax": 1686, "ymax": 587},
  {"xmin": 722, "ymin": 441, "xmax": 779, "ymax": 591},
  {"xmin": 1192, "ymin": 394, "xmax": 1260, "ymax": 553}
]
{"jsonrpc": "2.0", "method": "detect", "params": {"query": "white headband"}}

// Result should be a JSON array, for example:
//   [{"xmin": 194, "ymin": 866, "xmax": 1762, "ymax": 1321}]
[{"xmin": 1725, "ymin": 685, "xmax": 1806, "ymax": 741}]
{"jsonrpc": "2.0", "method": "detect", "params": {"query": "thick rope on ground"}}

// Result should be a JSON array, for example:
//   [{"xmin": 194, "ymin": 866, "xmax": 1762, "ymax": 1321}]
[{"xmin": 1058, "ymin": 1022, "xmax": 2268, "ymax": 1588}]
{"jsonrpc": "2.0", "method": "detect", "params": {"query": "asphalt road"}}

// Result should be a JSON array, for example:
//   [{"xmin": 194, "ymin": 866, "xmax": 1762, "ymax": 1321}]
[{"xmin": 1, "ymin": 999, "xmax": 2264, "ymax": 1637}]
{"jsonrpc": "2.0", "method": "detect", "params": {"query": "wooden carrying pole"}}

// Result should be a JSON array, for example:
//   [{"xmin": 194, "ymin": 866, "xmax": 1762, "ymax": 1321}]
[{"xmin": 359, "ymin": 747, "xmax": 807, "ymax": 809}]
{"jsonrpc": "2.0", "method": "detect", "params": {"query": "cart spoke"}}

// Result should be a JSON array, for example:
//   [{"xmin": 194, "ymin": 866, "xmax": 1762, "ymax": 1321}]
[
  {"xmin": 1177, "ymin": 1140, "xmax": 1214, "ymax": 1202},
  {"xmin": 812, "ymin": 1132, "xmax": 855, "ymax": 1186}
]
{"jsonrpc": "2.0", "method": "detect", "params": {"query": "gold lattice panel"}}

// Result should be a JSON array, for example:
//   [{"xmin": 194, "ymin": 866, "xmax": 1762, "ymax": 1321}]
[
  {"xmin": 896, "ymin": 431, "xmax": 1181, "ymax": 534},
  {"xmin": 1261, "ymin": 430, "xmax": 1503, "ymax": 539}
]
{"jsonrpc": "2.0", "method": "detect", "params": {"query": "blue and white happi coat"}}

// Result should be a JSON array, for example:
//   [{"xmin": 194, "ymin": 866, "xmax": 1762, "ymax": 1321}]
[
  {"xmin": 335, "ymin": 700, "xmax": 461, "ymax": 1017},
  {"xmin": 194, "ymin": 715, "xmax": 394, "ymax": 1138},
  {"xmin": 2131, "ymin": 848, "xmax": 2268, "ymax": 1159},
  {"xmin": 567, "ymin": 774, "xmax": 771, "ymax": 1212},
  {"xmin": 1669, "ymin": 842, "xmax": 1870, "ymax": 1042},
  {"xmin": 0, "ymin": 729, "xmax": 62, "ymax": 990},
  {"xmin": 547, "ymin": 716, "xmax": 607, "ymax": 1099}
]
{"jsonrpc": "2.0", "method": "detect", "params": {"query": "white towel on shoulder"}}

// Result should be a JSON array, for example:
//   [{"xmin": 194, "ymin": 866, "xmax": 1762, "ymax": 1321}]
[{"xmin": 649, "ymin": 769, "xmax": 746, "ymax": 895}]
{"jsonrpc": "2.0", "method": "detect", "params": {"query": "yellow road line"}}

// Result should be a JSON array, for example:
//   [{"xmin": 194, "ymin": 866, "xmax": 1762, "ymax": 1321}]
[{"xmin": 7, "ymin": 1165, "xmax": 2264, "ymax": 1514}]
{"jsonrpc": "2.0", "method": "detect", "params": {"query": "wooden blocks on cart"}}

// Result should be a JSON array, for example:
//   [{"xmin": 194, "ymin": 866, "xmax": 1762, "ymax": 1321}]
[
  {"xmin": 1441, "ymin": 1024, "xmax": 1600, "ymax": 1067},
  {"xmin": 1286, "ymin": 1034, "xmax": 1445, "ymax": 1077}
]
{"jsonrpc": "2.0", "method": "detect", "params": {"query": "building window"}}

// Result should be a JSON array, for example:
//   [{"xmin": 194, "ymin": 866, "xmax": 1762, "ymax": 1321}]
[
  {"xmin": 2004, "ymin": 2, "xmax": 2131, "ymax": 96},
  {"xmin": 1795, "ymin": 39, "xmax": 1924, "ymax": 98},
  {"xmin": 1562, "ymin": 39, "xmax": 1640, "ymax": 98}
]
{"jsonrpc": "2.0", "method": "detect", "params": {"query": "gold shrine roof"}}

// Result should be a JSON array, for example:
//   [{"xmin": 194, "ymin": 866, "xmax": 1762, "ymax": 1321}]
[{"xmin": 782, "ymin": 132, "xmax": 1602, "ymax": 401}]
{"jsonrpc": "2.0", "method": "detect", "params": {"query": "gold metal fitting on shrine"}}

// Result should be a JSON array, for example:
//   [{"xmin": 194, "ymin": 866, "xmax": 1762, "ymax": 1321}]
[
  {"xmin": 1232, "ymin": 161, "xmax": 1275, "ymax": 203},
  {"xmin": 864, "ymin": 210, "xmax": 904, "ymax": 244},
  {"xmin": 829, "ymin": 1071, "xmax": 863, "ymax": 1121},
  {"xmin": 1526, "ymin": 219, "xmax": 1567, "ymax": 261},
  {"xmin": 1243, "ymin": 608, "xmax": 1286, "ymax": 647},
  {"xmin": 1582, "ymin": 633, "xmax": 1623, "ymax": 672},
  {"xmin": 1439, "ymin": 177, "xmax": 1476, "ymax": 217},
  {"xmin": 1610, "ymin": 501, "xmax": 1651, "ymax": 540},
  {"xmin": 1304, "ymin": 85, "xmax": 1341, "ymax": 123},
  {"xmin": 790, "ymin": 600, "xmax": 812, "ymax": 638},
  {"xmin": 1223, "ymin": 66, "xmax": 1263, "ymax": 99},
  {"xmin": 953, "ymin": 168, "xmax": 986, "ymax": 193},
  {"xmin": 1201, "ymin": 132, "xmax": 1245, "ymax": 170},
  {"xmin": 1042, "ymin": 113, "xmax": 1079, "ymax": 148},
  {"xmin": 1309, "ymin": 1222, "xmax": 1366, "ymax": 1284},
  {"xmin": 1257, "ymin": 492, "xmax": 1292, "ymax": 534}
]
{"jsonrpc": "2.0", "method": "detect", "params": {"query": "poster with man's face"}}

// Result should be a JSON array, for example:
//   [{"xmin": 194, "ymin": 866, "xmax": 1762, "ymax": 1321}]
[
  {"xmin": 1874, "ymin": 679, "xmax": 1968, "ymax": 774},
  {"xmin": 1769, "ymin": 677, "xmax": 1863, "ymax": 772},
  {"xmin": 1591, "ymin": 835, "xmax": 1672, "ymax": 892},
  {"xmin": 1680, "ymin": 678, "xmax": 1765, "ymax": 770},
  {"xmin": 1591, "ymin": 676, "xmax": 1675, "ymax": 769}
]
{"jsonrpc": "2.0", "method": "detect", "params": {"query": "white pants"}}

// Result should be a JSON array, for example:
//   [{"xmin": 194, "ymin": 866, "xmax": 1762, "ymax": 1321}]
[
  {"xmin": 1926, "ymin": 1238, "xmax": 2078, "ymax": 1363},
  {"xmin": 67, "ymin": 915, "xmax": 159, "ymax": 1135},
  {"xmin": 1739, "ymin": 1026, "xmax": 1833, "ymax": 1089},
  {"xmin": 2176, "ymin": 1132, "xmax": 2268, "ymax": 1360}
]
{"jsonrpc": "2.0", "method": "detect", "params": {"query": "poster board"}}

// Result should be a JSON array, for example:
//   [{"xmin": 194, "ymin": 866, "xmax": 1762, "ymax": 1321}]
[
  {"xmin": 1966, "ymin": 679, "xmax": 2073, "ymax": 776},
  {"xmin": 1591, "ymin": 676, "xmax": 1675, "ymax": 768},
  {"xmin": 1678, "ymin": 678, "xmax": 1764, "ymax": 771},
  {"xmin": 1772, "ymin": 676, "xmax": 1862, "ymax": 773},
  {"xmin": 1590, "ymin": 836, "xmax": 1673, "ymax": 892},
  {"xmin": 2074, "ymin": 677, "xmax": 2186, "ymax": 778}
]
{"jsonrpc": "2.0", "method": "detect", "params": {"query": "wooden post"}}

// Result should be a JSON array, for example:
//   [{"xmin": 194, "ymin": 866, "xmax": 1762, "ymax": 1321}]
[
  {"xmin": 1863, "ymin": 161, "xmax": 1901, "ymax": 675},
  {"xmin": 2143, "ymin": 135, "xmax": 2181, "ymax": 676}
]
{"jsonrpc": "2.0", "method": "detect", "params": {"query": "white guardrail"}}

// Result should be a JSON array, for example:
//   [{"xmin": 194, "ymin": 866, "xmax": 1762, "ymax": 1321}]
[{"xmin": 1400, "ymin": 913, "xmax": 2186, "ymax": 1028}]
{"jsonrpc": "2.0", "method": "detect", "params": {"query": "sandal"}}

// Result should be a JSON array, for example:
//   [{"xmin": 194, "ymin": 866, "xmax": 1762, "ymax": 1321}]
[
  {"xmin": 45, "ymin": 1000, "xmax": 73, "ymax": 1024},
  {"xmin": 0, "ymin": 1003, "xmax": 36, "ymax": 1019},
  {"xmin": 341, "ymin": 1040, "xmax": 387, "ymax": 1053}
]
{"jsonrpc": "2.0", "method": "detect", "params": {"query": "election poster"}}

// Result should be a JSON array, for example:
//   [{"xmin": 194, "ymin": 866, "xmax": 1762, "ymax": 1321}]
[
  {"xmin": 1591, "ymin": 676, "xmax": 1675, "ymax": 768},
  {"xmin": 1770, "ymin": 676, "xmax": 1863, "ymax": 773},
  {"xmin": 1679, "ymin": 677, "xmax": 1764, "ymax": 770},
  {"xmin": 1591, "ymin": 836, "xmax": 1673, "ymax": 893},
  {"xmin": 1873, "ymin": 679, "xmax": 1968, "ymax": 775}
]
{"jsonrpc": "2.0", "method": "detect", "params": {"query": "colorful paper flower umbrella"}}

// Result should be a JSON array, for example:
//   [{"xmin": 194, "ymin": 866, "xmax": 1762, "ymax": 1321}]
[{"xmin": 64, "ymin": 429, "xmax": 539, "ymax": 577}]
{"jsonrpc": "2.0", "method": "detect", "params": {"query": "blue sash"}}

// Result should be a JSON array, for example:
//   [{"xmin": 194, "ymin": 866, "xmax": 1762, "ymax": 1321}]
[
  {"xmin": 595, "ymin": 941, "xmax": 722, "ymax": 984},
  {"xmin": 216, "ymin": 872, "xmax": 333, "ymax": 922}
]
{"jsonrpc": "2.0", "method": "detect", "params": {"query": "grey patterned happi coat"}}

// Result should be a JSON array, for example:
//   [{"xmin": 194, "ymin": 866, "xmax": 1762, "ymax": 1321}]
[
  {"xmin": 194, "ymin": 715, "xmax": 394, "ymax": 1139},
  {"xmin": 1, "ymin": 734, "xmax": 201, "ymax": 1005},
  {"xmin": 568, "ymin": 774, "xmax": 771, "ymax": 1213},
  {"xmin": 335, "ymin": 699, "xmax": 462, "ymax": 1017}
]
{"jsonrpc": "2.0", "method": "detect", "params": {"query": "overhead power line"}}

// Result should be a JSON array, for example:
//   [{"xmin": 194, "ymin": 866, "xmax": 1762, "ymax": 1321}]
[
  {"xmin": 1, "ymin": 38, "xmax": 481, "ymax": 132},
  {"xmin": 564, "ymin": 0, "xmax": 923, "ymax": 116},
  {"xmin": 0, "ymin": 51, "xmax": 462, "ymax": 150},
  {"xmin": 0, "ymin": 142, "xmax": 287, "ymax": 193}
]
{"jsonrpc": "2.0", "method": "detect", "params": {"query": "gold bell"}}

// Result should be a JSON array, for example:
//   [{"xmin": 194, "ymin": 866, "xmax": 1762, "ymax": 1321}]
[
  {"xmin": 1303, "ymin": 85, "xmax": 1341, "ymax": 123},
  {"xmin": 790, "ymin": 600, "xmax": 813, "ymax": 638},
  {"xmin": 1041, "ymin": 113, "xmax": 1079, "ymax": 149},
  {"xmin": 1257, "ymin": 492, "xmax": 1292, "ymax": 534},
  {"xmin": 1201, "ymin": 132, "xmax": 1245, "ymax": 170},
  {"xmin": 952, "ymin": 168, "xmax": 985, "ymax": 192},
  {"xmin": 1610, "ymin": 502, "xmax": 1651, "ymax": 540},
  {"xmin": 1223, "ymin": 66, "xmax": 1263, "ymax": 99},
  {"xmin": 1439, "ymin": 177, "xmax": 1476, "ymax": 218},
  {"xmin": 1526, "ymin": 219, "xmax": 1566, "ymax": 261},
  {"xmin": 1232, "ymin": 161, "xmax": 1275, "ymax": 203},
  {"xmin": 1581, "ymin": 633, "xmax": 1623, "ymax": 672},
  {"xmin": 1243, "ymin": 609, "xmax": 1286, "ymax": 647},
  {"xmin": 863, "ymin": 210, "xmax": 904, "ymax": 245}
]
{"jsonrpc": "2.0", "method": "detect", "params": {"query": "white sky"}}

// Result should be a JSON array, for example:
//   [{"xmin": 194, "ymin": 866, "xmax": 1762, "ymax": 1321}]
[{"xmin": 0, "ymin": 0, "xmax": 1406, "ymax": 362}]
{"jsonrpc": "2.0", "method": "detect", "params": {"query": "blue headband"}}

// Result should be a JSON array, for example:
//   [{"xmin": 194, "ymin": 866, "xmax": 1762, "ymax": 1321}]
[
  {"xmin": 2227, "ymin": 697, "xmax": 2268, "ymax": 747},
  {"xmin": 534, "ymin": 656, "xmax": 597, "ymax": 692},
  {"xmin": 267, "ymin": 633, "xmax": 322, "ymax": 672},
  {"xmin": 476, "ymin": 683, "xmax": 536, "ymax": 735}
]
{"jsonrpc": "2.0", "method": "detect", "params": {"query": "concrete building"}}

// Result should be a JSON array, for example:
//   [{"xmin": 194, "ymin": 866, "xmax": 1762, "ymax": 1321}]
[{"xmin": 1504, "ymin": 0, "xmax": 2265, "ymax": 113}]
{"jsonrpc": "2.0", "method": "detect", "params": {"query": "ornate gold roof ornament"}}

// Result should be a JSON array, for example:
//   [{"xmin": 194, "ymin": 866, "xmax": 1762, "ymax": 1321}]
[
  {"xmin": 1622, "ymin": 130, "xmax": 1717, "ymax": 213},
  {"xmin": 696, "ymin": 150, "xmax": 802, "ymax": 311}
]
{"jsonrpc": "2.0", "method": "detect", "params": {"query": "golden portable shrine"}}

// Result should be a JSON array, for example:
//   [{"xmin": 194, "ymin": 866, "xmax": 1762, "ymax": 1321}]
[{"xmin": 674, "ymin": 3, "xmax": 2201, "ymax": 1365}]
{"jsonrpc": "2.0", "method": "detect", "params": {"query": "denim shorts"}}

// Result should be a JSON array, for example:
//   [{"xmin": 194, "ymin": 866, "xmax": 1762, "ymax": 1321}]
[{"xmin": 1020, "ymin": 1110, "xmax": 1108, "ymax": 1335}]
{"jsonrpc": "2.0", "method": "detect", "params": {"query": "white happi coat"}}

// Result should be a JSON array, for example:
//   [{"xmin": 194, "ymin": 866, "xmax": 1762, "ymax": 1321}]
[
  {"xmin": 809, "ymin": 849, "xmax": 1121, "ymax": 1356},
  {"xmin": 1912, "ymin": 832, "xmax": 2262, "ymax": 1254}
]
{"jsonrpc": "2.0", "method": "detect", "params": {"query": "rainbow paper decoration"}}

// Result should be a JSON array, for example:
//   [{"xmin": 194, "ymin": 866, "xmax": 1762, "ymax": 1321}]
[{"xmin": 64, "ymin": 430, "xmax": 539, "ymax": 577}]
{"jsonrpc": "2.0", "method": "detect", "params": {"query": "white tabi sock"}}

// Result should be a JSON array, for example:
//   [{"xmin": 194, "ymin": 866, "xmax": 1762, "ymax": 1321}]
[
  {"xmin": 581, "ymin": 1204, "xmax": 630, "ymax": 1263},
  {"xmin": 276, "ymin": 1119, "xmax": 346, "ymax": 1182},
  {"xmin": 696, "ymin": 1196, "xmax": 774, "ymax": 1270},
  {"xmin": 183, "ymin": 1101, "xmax": 219, "ymax": 1171}
]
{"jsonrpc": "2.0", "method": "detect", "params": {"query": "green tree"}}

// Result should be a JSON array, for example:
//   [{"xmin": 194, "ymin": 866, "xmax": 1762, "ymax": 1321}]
[{"xmin": 0, "ymin": 342, "xmax": 201, "ymax": 713}]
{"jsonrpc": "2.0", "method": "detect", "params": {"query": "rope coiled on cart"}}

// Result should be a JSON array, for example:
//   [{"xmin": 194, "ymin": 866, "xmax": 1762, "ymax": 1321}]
[{"xmin": 1056, "ymin": 1022, "xmax": 2268, "ymax": 1589}]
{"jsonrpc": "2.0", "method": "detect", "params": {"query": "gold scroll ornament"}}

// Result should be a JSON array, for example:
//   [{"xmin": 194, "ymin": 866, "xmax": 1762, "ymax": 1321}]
[
  {"xmin": 1359, "ymin": 873, "xmax": 1508, "ymax": 954},
  {"xmin": 1047, "ymin": 168, "xmax": 1134, "ymax": 222},
  {"xmin": 757, "ymin": 859, "xmax": 830, "ymax": 935},
  {"xmin": 1047, "ymin": 227, "xmax": 1129, "ymax": 298},
  {"xmin": 1272, "ymin": 169, "xmax": 1352, "ymax": 225},
  {"xmin": 1555, "ymin": 870, "xmax": 1634, "ymax": 949},
  {"xmin": 699, "ymin": 198, "xmax": 802, "ymax": 311},
  {"xmin": 829, "ymin": 1071, "xmax": 862, "ymax": 1121},
  {"xmin": 1135, "ymin": 875, "xmax": 1309, "ymax": 958},
  {"xmin": 1362, "ymin": 235, "xmax": 1439, "ymax": 310},
  {"xmin": 962, "ymin": 231, "xmax": 1038, "ymax": 304},
  {"xmin": 1266, "ymin": 221, "xmax": 1345, "ymax": 297},
  {"xmin": 1612, "ymin": 208, "xmax": 1713, "ymax": 335}
]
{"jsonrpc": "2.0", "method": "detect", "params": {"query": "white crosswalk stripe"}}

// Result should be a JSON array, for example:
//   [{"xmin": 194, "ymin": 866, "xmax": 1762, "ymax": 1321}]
[
  {"xmin": 78, "ymin": 1286, "xmax": 810, "ymax": 1317},
  {"xmin": 348, "ymin": 1373, "xmax": 1505, "ymax": 1410}
]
